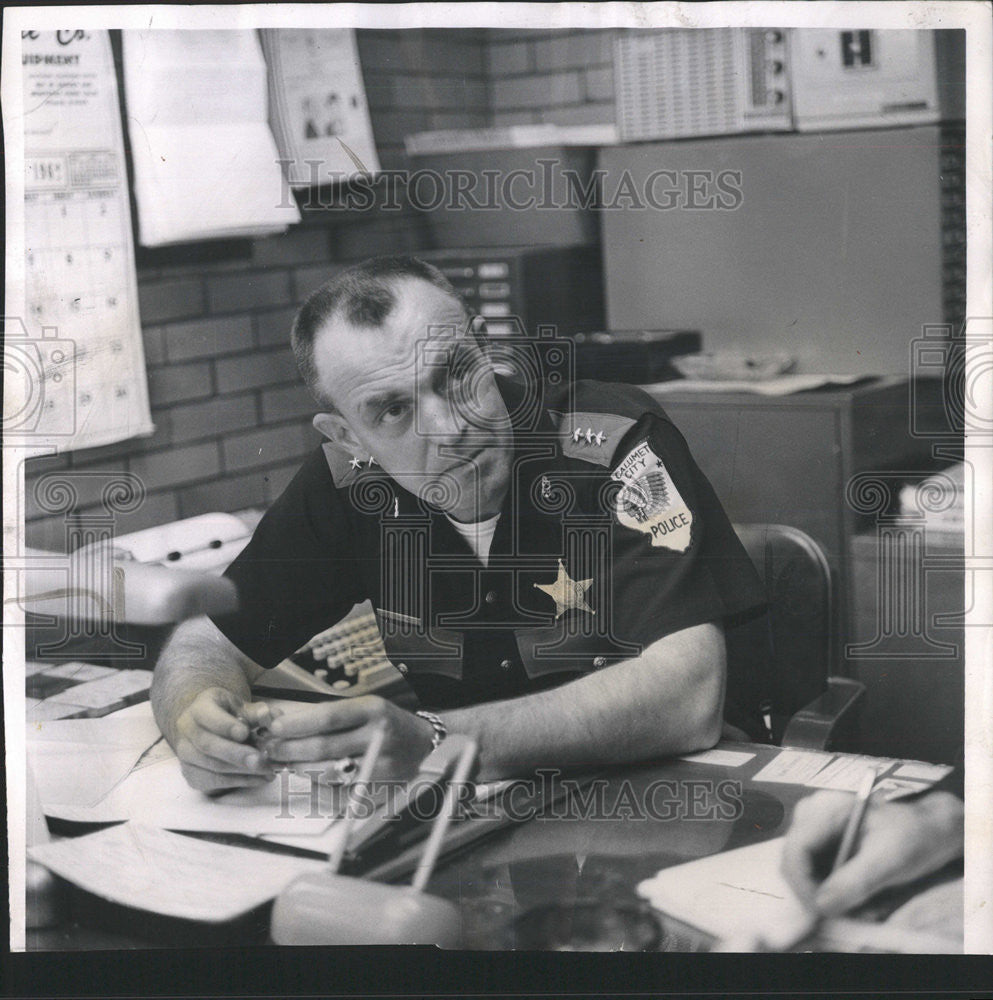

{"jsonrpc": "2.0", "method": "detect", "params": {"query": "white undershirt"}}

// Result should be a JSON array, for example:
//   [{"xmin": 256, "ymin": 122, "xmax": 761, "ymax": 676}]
[{"xmin": 445, "ymin": 512, "xmax": 501, "ymax": 567}]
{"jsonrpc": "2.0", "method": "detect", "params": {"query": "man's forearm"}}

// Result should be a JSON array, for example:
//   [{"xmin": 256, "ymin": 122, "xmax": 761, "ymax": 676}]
[
  {"xmin": 443, "ymin": 622, "xmax": 725, "ymax": 779},
  {"xmin": 150, "ymin": 615, "xmax": 261, "ymax": 748}
]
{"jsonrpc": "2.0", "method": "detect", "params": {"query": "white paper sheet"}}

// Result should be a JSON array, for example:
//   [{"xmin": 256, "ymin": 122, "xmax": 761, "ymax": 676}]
[
  {"xmin": 638, "ymin": 837, "xmax": 812, "ymax": 941},
  {"xmin": 803, "ymin": 755, "xmax": 897, "ymax": 791},
  {"xmin": 646, "ymin": 374, "xmax": 868, "ymax": 396},
  {"xmin": 751, "ymin": 749, "xmax": 836, "ymax": 785},
  {"xmin": 638, "ymin": 837, "xmax": 962, "ymax": 952},
  {"xmin": 677, "ymin": 748, "xmax": 756, "ymax": 767},
  {"xmin": 122, "ymin": 30, "xmax": 300, "ymax": 245},
  {"xmin": 27, "ymin": 712, "xmax": 162, "ymax": 809},
  {"xmin": 28, "ymin": 822, "xmax": 325, "ymax": 922},
  {"xmin": 893, "ymin": 762, "xmax": 954, "ymax": 782}
]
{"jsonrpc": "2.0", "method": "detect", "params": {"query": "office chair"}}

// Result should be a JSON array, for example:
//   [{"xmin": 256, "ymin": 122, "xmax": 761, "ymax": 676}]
[{"xmin": 729, "ymin": 523, "xmax": 864, "ymax": 751}]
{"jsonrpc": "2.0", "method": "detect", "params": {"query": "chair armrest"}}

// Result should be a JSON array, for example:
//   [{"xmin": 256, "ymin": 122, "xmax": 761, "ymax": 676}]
[{"xmin": 782, "ymin": 676, "xmax": 866, "ymax": 751}]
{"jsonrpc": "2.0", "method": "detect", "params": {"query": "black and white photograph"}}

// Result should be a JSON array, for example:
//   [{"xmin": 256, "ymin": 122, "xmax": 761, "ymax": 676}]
[{"xmin": 2, "ymin": 1, "xmax": 991, "ymax": 991}]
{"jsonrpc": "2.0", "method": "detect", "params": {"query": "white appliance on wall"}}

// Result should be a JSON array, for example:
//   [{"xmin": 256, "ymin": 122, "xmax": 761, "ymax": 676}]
[
  {"xmin": 790, "ymin": 29, "xmax": 943, "ymax": 131},
  {"xmin": 614, "ymin": 28, "xmax": 963, "ymax": 142}
]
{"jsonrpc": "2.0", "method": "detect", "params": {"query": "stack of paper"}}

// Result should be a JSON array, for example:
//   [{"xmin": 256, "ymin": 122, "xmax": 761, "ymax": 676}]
[{"xmin": 122, "ymin": 30, "xmax": 300, "ymax": 245}]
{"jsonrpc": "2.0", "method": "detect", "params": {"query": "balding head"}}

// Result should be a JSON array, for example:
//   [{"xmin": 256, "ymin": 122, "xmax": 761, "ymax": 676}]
[{"xmin": 291, "ymin": 255, "xmax": 470, "ymax": 411}]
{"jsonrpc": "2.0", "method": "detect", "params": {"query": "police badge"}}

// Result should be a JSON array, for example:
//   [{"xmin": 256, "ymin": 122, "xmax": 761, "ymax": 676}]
[{"xmin": 610, "ymin": 440, "xmax": 693, "ymax": 551}]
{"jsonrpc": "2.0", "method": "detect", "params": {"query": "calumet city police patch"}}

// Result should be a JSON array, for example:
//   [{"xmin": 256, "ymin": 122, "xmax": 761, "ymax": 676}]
[{"xmin": 610, "ymin": 440, "xmax": 693, "ymax": 551}]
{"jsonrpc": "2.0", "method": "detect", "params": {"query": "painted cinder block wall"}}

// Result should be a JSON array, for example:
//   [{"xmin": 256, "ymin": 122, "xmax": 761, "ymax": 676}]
[{"xmin": 23, "ymin": 29, "xmax": 617, "ymax": 551}]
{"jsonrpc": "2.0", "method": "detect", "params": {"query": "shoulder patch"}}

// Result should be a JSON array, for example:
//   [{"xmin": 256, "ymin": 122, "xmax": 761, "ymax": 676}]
[
  {"xmin": 611, "ymin": 439, "xmax": 692, "ymax": 551},
  {"xmin": 555, "ymin": 412, "xmax": 637, "ymax": 467}
]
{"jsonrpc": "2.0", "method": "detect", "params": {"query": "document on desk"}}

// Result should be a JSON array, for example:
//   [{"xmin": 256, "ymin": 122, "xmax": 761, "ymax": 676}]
[
  {"xmin": 637, "ymin": 838, "xmax": 962, "ymax": 953},
  {"xmin": 751, "ymin": 749, "xmax": 836, "ymax": 785},
  {"xmin": 27, "ymin": 713, "xmax": 163, "ymax": 809},
  {"xmin": 803, "ymin": 754, "xmax": 897, "ymax": 791},
  {"xmin": 638, "ymin": 837, "xmax": 809, "ymax": 942},
  {"xmin": 28, "ymin": 823, "xmax": 325, "ymax": 922}
]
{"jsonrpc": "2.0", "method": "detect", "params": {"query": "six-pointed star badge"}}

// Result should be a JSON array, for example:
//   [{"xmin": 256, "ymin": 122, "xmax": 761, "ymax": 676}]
[{"xmin": 534, "ymin": 559, "xmax": 595, "ymax": 619}]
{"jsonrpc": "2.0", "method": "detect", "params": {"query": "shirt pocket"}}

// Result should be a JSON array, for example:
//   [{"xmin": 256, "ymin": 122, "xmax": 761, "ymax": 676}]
[
  {"xmin": 514, "ymin": 621, "xmax": 618, "ymax": 681},
  {"xmin": 374, "ymin": 608, "xmax": 463, "ymax": 681}
]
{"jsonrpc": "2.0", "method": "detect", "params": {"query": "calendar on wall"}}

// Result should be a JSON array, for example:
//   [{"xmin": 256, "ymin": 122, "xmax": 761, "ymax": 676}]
[{"xmin": 18, "ymin": 29, "xmax": 152, "ymax": 452}]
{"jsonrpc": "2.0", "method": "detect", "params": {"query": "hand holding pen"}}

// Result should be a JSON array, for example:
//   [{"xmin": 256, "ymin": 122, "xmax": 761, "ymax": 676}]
[{"xmin": 781, "ymin": 776, "xmax": 964, "ymax": 917}]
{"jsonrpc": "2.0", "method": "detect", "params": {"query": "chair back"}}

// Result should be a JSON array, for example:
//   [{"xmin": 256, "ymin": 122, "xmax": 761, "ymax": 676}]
[{"xmin": 727, "ymin": 523, "xmax": 835, "ymax": 743}]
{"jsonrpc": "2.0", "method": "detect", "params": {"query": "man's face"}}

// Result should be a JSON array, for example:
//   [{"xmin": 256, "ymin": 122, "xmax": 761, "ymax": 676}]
[{"xmin": 312, "ymin": 278, "xmax": 514, "ymax": 522}]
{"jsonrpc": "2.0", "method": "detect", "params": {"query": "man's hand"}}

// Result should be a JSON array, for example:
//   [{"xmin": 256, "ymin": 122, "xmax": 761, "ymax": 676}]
[
  {"xmin": 781, "ymin": 789, "xmax": 964, "ymax": 917},
  {"xmin": 173, "ymin": 687, "xmax": 275, "ymax": 793},
  {"xmin": 264, "ymin": 695, "xmax": 435, "ymax": 782}
]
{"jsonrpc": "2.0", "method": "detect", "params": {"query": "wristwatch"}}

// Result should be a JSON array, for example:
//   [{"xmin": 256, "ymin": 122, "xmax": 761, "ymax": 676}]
[{"xmin": 415, "ymin": 710, "xmax": 448, "ymax": 751}]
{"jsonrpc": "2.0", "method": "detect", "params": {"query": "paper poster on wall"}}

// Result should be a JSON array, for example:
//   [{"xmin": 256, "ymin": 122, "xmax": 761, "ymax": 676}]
[
  {"xmin": 122, "ymin": 30, "xmax": 301, "ymax": 245},
  {"xmin": 261, "ymin": 29, "xmax": 380, "ymax": 188},
  {"xmin": 15, "ymin": 29, "xmax": 153, "ymax": 452}
]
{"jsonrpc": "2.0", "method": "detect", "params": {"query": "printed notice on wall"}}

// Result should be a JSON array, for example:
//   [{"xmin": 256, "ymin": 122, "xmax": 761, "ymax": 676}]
[
  {"xmin": 261, "ymin": 29, "xmax": 380, "ymax": 188},
  {"xmin": 15, "ymin": 29, "xmax": 153, "ymax": 452}
]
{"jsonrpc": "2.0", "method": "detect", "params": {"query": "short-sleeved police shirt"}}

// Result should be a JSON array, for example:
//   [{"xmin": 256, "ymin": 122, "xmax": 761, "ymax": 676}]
[{"xmin": 212, "ymin": 378, "xmax": 767, "ymax": 727}]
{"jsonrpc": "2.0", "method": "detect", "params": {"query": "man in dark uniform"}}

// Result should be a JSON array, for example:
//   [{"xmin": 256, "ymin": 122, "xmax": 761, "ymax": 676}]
[{"xmin": 151, "ymin": 256, "xmax": 766, "ymax": 791}]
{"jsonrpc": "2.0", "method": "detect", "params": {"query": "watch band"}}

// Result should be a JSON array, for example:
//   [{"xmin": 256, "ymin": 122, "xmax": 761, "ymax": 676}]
[{"xmin": 415, "ymin": 710, "xmax": 448, "ymax": 751}]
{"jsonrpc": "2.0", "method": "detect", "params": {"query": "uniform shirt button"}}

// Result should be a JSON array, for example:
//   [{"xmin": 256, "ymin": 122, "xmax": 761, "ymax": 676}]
[
  {"xmin": 397, "ymin": 662, "xmax": 409, "ymax": 676},
  {"xmin": 592, "ymin": 656, "xmax": 607, "ymax": 669},
  {"xmin": 485, "ymin": 590, "xmax": 498, "ymax": 605},
  {"xmin": 500, "ymin": 659, "xmax": 512, "ymax": 671}
]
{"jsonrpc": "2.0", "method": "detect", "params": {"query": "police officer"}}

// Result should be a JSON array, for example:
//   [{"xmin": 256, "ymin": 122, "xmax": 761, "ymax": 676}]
[{"xmin": 151, "ymin": 256, "xmax": 765, "ymax": 791}]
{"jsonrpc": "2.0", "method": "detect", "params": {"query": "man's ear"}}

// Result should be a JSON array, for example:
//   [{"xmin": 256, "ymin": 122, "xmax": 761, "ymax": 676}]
[{"xmin": 313, "ymin": 412, "xmax": 361, "ymax": 453}]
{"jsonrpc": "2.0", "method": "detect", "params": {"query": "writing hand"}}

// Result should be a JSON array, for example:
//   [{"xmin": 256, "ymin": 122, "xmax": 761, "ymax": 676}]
[
  {"xmin": 173, "ymin": 687, "xmax": 275, "ymax": 793},
  {"xmin": 264, "ymin": 695, "xmax": 435, "ymax": 782},
  {"xmin": 781, "ymin": 789, "xmax": 964, "ymax": 917}
]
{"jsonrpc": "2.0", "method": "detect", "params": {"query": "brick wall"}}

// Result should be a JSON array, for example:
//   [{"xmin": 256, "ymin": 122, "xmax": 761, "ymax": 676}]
[
  {"xmin": 485, "ymin": 29, "xmax": 617, "ymax": 128},
  {"xmin": 23, "ymin": 28, "xmax": 619, "ymax": 550}
]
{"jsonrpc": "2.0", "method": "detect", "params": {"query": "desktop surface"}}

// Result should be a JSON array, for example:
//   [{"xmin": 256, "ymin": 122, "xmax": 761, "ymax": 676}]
[{"xmin": 26, "ymin": 740, "xmax": 960, "ymax": 953}]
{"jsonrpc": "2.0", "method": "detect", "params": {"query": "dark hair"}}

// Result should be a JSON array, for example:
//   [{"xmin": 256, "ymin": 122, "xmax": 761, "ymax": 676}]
[{"xmin": 290, "ymin": 255, "xmax": 468, "ymax": 410}]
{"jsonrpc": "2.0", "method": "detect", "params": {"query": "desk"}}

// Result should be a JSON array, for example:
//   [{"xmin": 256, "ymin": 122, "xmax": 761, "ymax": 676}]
[{"xmin": 27, "ymin": 742, "xmax": 960, "ymax": 952}]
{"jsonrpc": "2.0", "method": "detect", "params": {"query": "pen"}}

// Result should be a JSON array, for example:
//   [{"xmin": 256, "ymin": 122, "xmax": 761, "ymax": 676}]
[
  {"xmin": 832, "ymin": 767, "xmax": 878, "ymax": 872},
  {"xmin": 328, "ymin": 721, "xmax": 388, "ymax": 873}
]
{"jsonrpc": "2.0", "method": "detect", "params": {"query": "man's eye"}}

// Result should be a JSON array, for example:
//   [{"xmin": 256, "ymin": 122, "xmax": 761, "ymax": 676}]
[{"xmin": 380, "ymin": 403, "xmax": 409, "ymax": 425}]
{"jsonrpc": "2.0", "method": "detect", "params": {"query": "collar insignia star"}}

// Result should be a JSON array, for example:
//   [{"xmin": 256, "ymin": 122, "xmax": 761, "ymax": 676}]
[
  {"xmin": 349, "ymin": 456, "xmax": 363, "ymax": 470},
  {"xmin": 534, "ymin": 559, "xmax": 595, "ymax": 619},
  {"xmin": 573, "ymin": 427, "xmax": 583, "ymax": 443},
  {"xmin": 367, "ymin": 456, "xmax": 377, "ymax": 467}
]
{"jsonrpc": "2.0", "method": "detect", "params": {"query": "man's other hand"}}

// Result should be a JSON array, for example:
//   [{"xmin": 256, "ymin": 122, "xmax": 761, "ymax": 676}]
[
  {"xmin": 173, "ymin": 687, "xmax": 275, "ymax": 793},
  {"xmin": 264, "ymin": 695, "xmax": 435, "ymax": 782}
]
